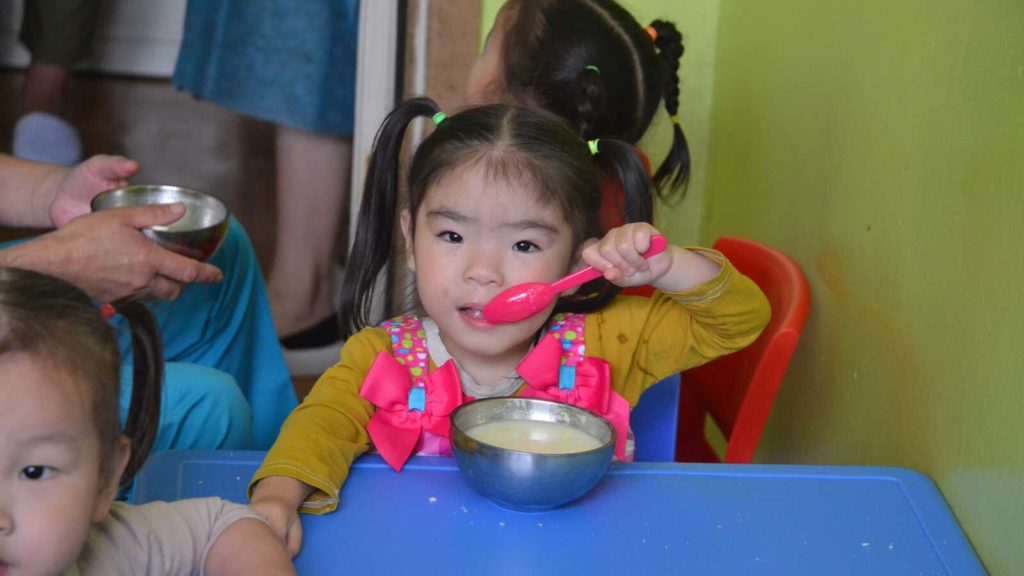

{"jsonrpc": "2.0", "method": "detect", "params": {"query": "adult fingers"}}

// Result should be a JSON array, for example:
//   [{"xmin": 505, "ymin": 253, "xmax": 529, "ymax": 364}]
[
  {"xmin": 147, "ymin": 249, "xmax": 223, "ymax": 287},
  {"xmin": 111, "ymin": 202, "xmax": 188, "ymax": 230},
  {"xmin": 144, "ymin": 275, "xmax": 184, "ymax": 301},
  {"xmin": 85, "ymin": 154, "xmax": 140, "ymax": 180}
]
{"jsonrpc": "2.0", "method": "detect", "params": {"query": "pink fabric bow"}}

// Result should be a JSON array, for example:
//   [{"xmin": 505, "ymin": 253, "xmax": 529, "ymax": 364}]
[
  {"xmin": 360, "ymin": 351, "xmax": 464, "ymax": 471},
  {"xmin": 517, "ymin": 334, "xmax": 631, "ymax": 459}
]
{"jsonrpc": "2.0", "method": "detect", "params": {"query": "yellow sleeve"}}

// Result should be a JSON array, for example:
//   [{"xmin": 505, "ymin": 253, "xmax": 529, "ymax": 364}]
[
  {"xmin": 587, "ymin": 248, "xmax": 771, "ymax": 407},
  {"xmin": 248, "ymin": 327, "xmax": 391, "ymax": 514}
]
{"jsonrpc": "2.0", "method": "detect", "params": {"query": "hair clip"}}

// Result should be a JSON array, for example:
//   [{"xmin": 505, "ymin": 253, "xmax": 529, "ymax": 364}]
[
  {"xmin": 669, "ymin": 115, "xmax": 680, "ymax": 125},
  {"xmin": 645, "ymin": 25, "xmax": 658, "ymax": 42},
  {"xmin": 100, "ymin": 303, "xmax": 117, "ymax": 320},
  {"xmin": 585, "ymin": 65, "xmax": 601, "ymax": 75},
  {"xmin": 587, "ymin": 139, "xmax": 600, "ymax": 155},
  {"xmin": 432, "ymin": 111, "xmax": 447, "ymax": 126}
]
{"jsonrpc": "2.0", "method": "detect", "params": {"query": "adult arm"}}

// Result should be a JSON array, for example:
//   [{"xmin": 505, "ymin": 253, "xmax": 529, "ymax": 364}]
[
  {"xmin": 0, "ymin": 205, "xmax": 223, "ymax": 301},
  {"xmin": 0, "ymin": 153, "xmax": 136, "ymax": 227},
  {"xmin": 0, "ymin": 154, "xmax": 222, "ymax": 301}
]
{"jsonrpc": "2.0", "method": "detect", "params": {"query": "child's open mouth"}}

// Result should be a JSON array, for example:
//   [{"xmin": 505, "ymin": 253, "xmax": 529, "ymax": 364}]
[{"xmin": 459, "ymin": 306, "xmax": 494, "ymax": 328}]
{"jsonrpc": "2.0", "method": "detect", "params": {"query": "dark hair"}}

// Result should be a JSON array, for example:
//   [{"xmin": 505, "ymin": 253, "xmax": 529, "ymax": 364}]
[
  {"xmin": 338, "ymin": 98, "xmax": 655, "ymax": 337},
  {"xmin": 497, "ymin": 0, "xmax": 690, "ymax": 199},
  {"xmin": 0, "ymin": 267, "xmax": 162, "ymax": 489}
]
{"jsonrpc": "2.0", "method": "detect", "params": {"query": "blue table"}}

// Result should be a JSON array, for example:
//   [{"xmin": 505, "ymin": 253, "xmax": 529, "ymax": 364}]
[{"xmin": 134, "ymin": 451, "xmax": 984, "ymax": 575}]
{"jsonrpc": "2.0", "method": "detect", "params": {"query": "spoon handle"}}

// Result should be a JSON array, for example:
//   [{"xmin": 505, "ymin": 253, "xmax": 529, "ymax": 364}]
[{"xmin": 549, "ymin": 235, "xmax": 668, "ymax": 293}]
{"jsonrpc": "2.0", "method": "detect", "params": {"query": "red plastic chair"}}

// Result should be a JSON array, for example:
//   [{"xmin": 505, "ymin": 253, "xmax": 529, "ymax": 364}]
[{"xmin": 675, "ymin": 236, "xmax": 811, "ymax": 463}]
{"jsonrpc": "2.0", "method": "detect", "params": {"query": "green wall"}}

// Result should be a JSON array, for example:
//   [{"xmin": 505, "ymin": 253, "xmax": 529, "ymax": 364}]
[
  {"xmin": 479, "ymin": 0, "xmax": 1022, "ymax": 571},
  {"xmin": 479, "ymin": 0, "xmax": 720, "ymax": 246},
  {"xmin": 704, "ymin": 1, "xmax": 1024, "ymax": 572}
]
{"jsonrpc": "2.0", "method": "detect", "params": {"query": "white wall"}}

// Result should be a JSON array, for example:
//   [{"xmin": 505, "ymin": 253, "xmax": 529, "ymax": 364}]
[{"xmin": 0, "ymin": 0, "xmax": 187, "ymax": 77}]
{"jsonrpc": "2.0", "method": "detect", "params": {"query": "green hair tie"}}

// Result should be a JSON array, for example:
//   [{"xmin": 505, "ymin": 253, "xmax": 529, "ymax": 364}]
[
  {"xmin": 432, "ymin": 111, "xmax": 447, "ymax": 126},
  {"xmin": 585, "ymin": 65, "xmax": 601, "ymax": 75},
  {"xmin": 588, "ymin": 139, "xmax": 600, "ymax": 155}
]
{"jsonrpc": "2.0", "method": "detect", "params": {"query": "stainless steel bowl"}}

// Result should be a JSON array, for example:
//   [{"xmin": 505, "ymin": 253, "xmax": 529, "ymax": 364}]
[
  {"xmin": 91, "ymin": 184, "xmax": 229, "ymax": 261},
  {"xmin": 450, "ymin": 397, "xmax": 615, "ymax": 512}
]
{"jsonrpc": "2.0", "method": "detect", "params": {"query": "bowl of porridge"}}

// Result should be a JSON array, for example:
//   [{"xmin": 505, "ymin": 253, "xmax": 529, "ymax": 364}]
[
  {"xmin": 91, "ymin": 184, "xmax": 229, "ymax": 261},
  {"xmin": 450, "ymin": 397, "xmax": 614, "ymax": 511}
]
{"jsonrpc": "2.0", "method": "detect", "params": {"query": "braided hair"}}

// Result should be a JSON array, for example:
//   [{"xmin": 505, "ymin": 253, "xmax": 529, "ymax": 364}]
[
  {"xmin": 495, "ymin": 0, "xmax": 691, "ymax": 200},
  {"xmin": 649, "ymin": 19, "xmax": 690, "ymax": 192}
]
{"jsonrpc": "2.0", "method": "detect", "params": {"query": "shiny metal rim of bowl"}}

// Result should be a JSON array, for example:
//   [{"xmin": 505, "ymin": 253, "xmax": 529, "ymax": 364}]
[
  {"xmin": 90, "ymin": 184, "xmax": 228, "ymax": 232},
  {"xmin": 450, "ymin": 397, "xmax": 615, "ymax": 455}
]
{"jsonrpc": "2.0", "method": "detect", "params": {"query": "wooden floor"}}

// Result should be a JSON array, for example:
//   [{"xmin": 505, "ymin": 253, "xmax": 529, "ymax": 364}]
[{"xmin": 0, "ymin": 69, "xmax": 320, "ymax": 395}]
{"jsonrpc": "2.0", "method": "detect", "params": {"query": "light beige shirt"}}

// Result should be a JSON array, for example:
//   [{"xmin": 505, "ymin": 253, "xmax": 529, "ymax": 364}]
[{"xmin": 64, "ymin": 497, "xmax": 265, "ymax": 576}]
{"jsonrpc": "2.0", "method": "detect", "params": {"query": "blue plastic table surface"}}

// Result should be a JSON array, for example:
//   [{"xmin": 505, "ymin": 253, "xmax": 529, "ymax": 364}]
[{"xmin": 134, "ymin": 451, "xmax": 984, "ymax": 575}]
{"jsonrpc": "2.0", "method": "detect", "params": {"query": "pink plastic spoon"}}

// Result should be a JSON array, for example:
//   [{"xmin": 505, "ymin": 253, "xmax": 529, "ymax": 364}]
[{"xmin": 482, "ymin": 234, "xmax": 668, "ymax": 324}]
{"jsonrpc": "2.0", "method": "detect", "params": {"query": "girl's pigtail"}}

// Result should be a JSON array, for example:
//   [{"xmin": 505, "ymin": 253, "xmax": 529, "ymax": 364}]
[
  {"xmin": 116, "ymin": 300, "xmax": 162, "ymax": 488},
  {"xmin": 595, "ymin": 138, "xmax": 655, "ymax": 225},
  {"xmin": 575, "ymin": 65, "xmax": 607, "ymax": 140},
  {"xmin": 556, "ymin": 137, "xmax": 655, "ymax": 316},
  {"xmin": 649, "ymin": 19, "xmax": 691, "ymax": 200},
  {"xmin": 338, "ymin": 97, "xmax": 442, "ymax": 338}
]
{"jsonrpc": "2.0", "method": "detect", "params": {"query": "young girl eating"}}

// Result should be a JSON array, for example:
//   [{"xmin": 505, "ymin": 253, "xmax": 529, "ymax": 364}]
[
  {"xmin": 0, "ymin": 267, "xmax": 293, "ymax": 575},
  {"xmin": 248, "ymin": 99, "xmax": 770, "ymax": 556}
]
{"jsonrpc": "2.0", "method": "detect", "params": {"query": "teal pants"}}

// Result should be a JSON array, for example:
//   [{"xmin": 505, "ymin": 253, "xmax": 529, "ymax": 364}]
[
  {"xmin": 4, "ymin": 218, "xmax": 296, "ymax": 451},
  {"xmin": 109, "ymin": 217, "xmax": 296, "ymax": 449}
]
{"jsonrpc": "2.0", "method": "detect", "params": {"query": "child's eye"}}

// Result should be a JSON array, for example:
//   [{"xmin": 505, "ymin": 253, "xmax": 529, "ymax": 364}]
[
  {"xmin": 20, "ymin": 465, "xmax": 53, "ymax": 481},
  {"xmin": 513, "ymin": 240, "xmax": 539, "ymax": 253},
  {"xmin": 439, "ymin": 231, "xmax": 463, "ymax": 243}
]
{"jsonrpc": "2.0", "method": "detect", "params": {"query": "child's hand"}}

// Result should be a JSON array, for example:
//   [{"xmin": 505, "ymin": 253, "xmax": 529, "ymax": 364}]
[
  {"xmin": 249, "ymin": 476, "xmax": 314, "ymax": 558},
  {"xmin": 249, "ymin": 497, "xmax": 303, "ymax": 558},
  {"xmin": 580, "ymin": 223, "xmax": 671, "ymax": 287},
  {"xmin": 581, "ymin": 223, "xmax": 722, "ymax": 293}
]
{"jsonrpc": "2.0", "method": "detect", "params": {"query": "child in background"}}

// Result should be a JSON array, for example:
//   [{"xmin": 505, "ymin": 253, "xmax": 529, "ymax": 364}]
[
  {"xmin": 0, "ymin": 267, "xmax": 294, "ymax": 575},
  {"xmin": 247, "ymin": 99, "xmax": 770, "ymax": 556},
  {"xmin": 465, "ymin": 0, "xmax": 688, "ymax": 229}
]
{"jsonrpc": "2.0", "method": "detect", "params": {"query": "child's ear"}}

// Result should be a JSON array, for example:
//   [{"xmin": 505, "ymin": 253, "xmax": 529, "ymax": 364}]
[
  {"xmin": 93, "ymin": 435, "xmax": 130, "ymax": 522},
  {"xmin": 400, "ymin": 209, "xmax": 416, "ymax": 272}
]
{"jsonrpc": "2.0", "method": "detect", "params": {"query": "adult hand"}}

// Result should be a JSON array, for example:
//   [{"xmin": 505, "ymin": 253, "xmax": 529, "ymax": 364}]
[
  {"xmin": 46, "ymin": 154, "xmax": 139, "ymax": 227},
  {"xmin": 0, "ymin": 203, "xmax": 222, "ymax": 302}
]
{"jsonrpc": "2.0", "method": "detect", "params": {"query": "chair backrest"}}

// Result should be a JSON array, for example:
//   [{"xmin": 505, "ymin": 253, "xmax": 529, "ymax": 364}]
[
  {"xmin": 675, "ymin": 236, "xmax": 811, "ymax": 463},
  {"xmin": 630, "ymin": 374, "xmax": 680, "ymax": 462}
]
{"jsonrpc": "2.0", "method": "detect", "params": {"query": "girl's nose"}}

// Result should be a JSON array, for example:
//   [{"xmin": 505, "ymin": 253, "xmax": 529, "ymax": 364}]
[{"xmin": 464, "ymin": 246, "xmax": 502, "ymax": 286}]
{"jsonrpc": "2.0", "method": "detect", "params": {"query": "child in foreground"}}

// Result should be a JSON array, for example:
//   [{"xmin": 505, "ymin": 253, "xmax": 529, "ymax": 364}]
[
  {"xmin": 248, "ymin": 100, "xmax": 770, "ymax": 556},
  {"xmin": 0, "ymin": 267, "xmax": 293, "ymax": 576}
]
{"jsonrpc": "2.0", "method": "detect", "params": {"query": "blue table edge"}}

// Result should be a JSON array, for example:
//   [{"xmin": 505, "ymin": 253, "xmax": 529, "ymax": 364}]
[{"xmin": 134, "ymin": 450, "xmax": 986, "ymax": 574}]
